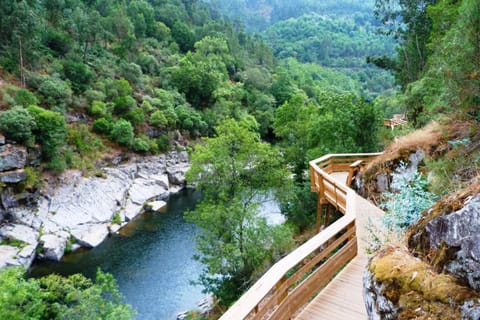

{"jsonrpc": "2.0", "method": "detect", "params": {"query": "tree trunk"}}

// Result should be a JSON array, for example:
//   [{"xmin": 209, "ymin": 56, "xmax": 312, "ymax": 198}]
[{"xmin": 19, "ymin": 37, "xmax": 25, "ymax": 88}]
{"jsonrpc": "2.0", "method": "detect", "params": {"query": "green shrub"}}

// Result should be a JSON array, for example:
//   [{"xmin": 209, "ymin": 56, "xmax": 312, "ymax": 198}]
[
  {"xmin": 85, "ymin": 89, "xmax": 106, "ymax": 104},
  {"xmin": 124, "ymin": 107, "xmax": 145, "ymax": 126},
  {"xmin": 0, "ymin": 267, "xmax": 135, "ymax": 319},
  {"xmin": 132, "ymin": 137, "xmax": 150, "ymax": 153},
  {"xmin": 88, "ymin": 100, "xmax": 108, "ymax": 118},
  {"xmin": 120, "ymin": 62, "xmax": 143, "ymax": 87},
  {"xmin": 381, "ymin": 163, "xmax": 437, "ymax": 232},
  {"xmin": 14, "ymin": 89, "xmax": 38, "ymax": 107},
  {"xmin": 0, "ymin": 106, "xmax": 36, "ymax": 143},
  {"xmin": 157, "ymin": 134, "xmax": 169, "ymax": 152},
  {"xmin": 114, "ymin": 96, "xmax": 136, "ymax": 115},
  {"xmin": 62, "ymin": 60, "xmax": 93, "ymax": 94},
  {"xmin": 27, "ymin": 105, "xmax": 67, "ymax": 161},
  {"xmin": 38, "ymin": 77, "xmax": 72, "ymax": 108},
  {"xmin": 110, "ymin": 119, "xmax": 134, "ymax": 146},
  {"xmin": 92, "ymin": 118, "xmax": 113, "ymax": 134},
  {"xmin": 149, "ymin": 110, "xmax": 168, "ymax": 128}
]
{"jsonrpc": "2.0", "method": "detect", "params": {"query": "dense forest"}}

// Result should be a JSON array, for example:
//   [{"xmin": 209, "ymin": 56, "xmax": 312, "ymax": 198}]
[{"xmin": 0, "ymin": 0, "xmax": 478, "ymax": 318}]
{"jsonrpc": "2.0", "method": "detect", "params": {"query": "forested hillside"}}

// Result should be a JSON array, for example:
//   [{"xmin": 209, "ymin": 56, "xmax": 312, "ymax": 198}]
[{"xmin": 3, "ymin": 0, "xmax": 477, "ymax": 318}]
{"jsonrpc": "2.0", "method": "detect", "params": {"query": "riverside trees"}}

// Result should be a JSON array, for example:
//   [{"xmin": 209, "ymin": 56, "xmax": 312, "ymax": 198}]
[{"xmin": 185, "ymin": 119, "xmax": 294, "ymax": 305}]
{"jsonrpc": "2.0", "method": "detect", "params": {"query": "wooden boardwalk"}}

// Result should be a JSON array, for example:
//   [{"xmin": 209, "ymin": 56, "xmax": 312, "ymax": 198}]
[
  {"xmin": 219, "ymin": 153, "xmax": 384, "ymax": 320},
  {"xmin": 295, "ymin": 172, "xmax": 384, "ymax": 320},
  {"xmin": 295, "ymin": 255, "xmax": 368, "ymax": 320}
]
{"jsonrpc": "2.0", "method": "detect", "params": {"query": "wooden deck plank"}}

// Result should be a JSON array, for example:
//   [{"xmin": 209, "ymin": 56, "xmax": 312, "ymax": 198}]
[
  {"xmin": 295, "ymin": 250, "xmax": 369, "ymax": 320},
  {"xmin": 295, "ymin": 178, "xmax": 383, "ymax": 320}
]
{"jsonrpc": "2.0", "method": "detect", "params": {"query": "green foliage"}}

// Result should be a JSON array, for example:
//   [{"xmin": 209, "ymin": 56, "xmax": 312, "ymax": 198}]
[
  {"xmin": 37, "ymin": 77, "xmax": 73, "ymax": 108},
  {"xmin": 186, "ymin": 119, "xmax": 294, "ymax": 305},
  {"xmin": 110, "ymin": 119, "xmax": 134, "ymax": 146},
  {"xmin": 114, "ymin": 96, "xmax": 136, "ymax": 115},
  {"xmin": 132, "ymin": 137, "xmax": 150, "ymax": 153},
  {"xmin": 92, "ymin": 118, "xmax": 113, "ymax": 135},
  {"xmin": 88, "ymin": 100, "xmax": 108, "ymax": 118},
  {"xmin": 0, "ymin": 106, "xmax": 36, "ymax": 143},
  {"xmin": 27, "ymin": 105, "xmax": 67, "ymax": 162},
  {"xmin": 381, "ymin": 163, "xmax": 437, "ymax": 232},
  {"xmin": 124, "ymin": 107, "xmax": 145, "ymax": 127},
  {"xmin": 0, "ymin": 267, "xmax": 135, "ymax": 320},
  {"xmin": 149, "ymin": 110, "xmax": 168, "ymax": 128},
  {"xmin": 13, "ymin": 88, "xmax": 38, "ymax": 107},
  {"xmin": 62, "ymin": 60, "xmax": 94, "ymax": 94}
]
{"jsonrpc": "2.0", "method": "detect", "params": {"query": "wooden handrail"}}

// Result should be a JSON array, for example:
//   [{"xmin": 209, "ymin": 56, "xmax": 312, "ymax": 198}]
[
  {"xmin": 220, "ymin": 153, "xmax": 381, "ymax": 320},
  {"xmin": 219, "ymin": 215, "xmax": 356, "ymax": 320}
]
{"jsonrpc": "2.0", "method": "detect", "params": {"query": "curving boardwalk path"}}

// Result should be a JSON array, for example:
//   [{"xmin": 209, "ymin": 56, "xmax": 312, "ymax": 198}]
[{"xmin": 295, "ymin": 173, "xmax": 384, "ymax": 320}]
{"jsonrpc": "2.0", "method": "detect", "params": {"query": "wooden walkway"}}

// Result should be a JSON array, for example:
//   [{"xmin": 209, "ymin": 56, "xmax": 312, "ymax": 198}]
[
  {"xmin": 219, "ymin": 153, "xmax": 384, "ymax": 320},
  {"xmin": 296, "ymin": 171, "xmax": 384, "ymax": 320},
  {"xmin": 295, "ymin": 255, "xmax": 368, "ymax": 320}
]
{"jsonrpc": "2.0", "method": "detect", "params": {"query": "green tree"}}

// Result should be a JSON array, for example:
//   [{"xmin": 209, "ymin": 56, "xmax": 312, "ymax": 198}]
[
  {"xmin": 0, "ymin": 106, "xmax": 36, "ymax": 143},
  {"xmin": 186, "ymin": 119, "xmax": 294, "ymax": 305},
  {"xmin": 0, "ymin": 267, "xmax": 134, "ymax": 320},
  {"xmin": 110, "ymin": 119, "xmax": 134, "ymax": 146},
  {"xmin": 27, "ymin": 105, "xmax": 67, "ymax": 162}
]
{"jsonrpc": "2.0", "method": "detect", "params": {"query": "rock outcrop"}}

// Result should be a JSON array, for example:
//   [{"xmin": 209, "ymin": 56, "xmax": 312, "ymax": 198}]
[
  {"xmin": 364, "ymin": 183, "xmax": 480, "ymax": 319},
  {"xmin": 0, "ymin": 150, "xmax": 190, "ymax": 268},
  {"xmin": 364, "ymin": 246, "xmax": 480, "ymax": 319}
]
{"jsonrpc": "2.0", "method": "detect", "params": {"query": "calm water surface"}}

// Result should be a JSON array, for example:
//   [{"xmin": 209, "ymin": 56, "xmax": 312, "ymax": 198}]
[{"xmin": 29, "ymin": 189, "xmax": 204, "ymax": 320}]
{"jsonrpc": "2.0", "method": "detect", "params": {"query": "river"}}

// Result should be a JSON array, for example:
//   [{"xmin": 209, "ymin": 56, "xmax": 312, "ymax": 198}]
[
  {"xmin": 28, "ymin": 188, "xmax": 284, "ymax": 319},
  {"xmin": 29, "ymin": 188, "xmax": 204, "ymax": 320}
]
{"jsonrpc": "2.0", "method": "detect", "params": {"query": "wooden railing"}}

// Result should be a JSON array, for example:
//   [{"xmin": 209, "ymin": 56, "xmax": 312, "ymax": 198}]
[
  {"xmin": 309, "ymin": 153, "xmax": 382, "ymax": 214},
  {"xmin": 220, "ymin": 153, "xmax": 380, "ymax": 320}
]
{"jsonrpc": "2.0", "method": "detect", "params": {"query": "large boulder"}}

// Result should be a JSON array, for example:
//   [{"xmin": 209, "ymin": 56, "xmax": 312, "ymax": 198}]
[
  {"xmin": 0, "ymin": 144, "xmax": 27, "ymax": 172},
  {"xmin": 0, "ymin": 224, "xmax": 39, "ymax": 245},
  {"xmin": 40, "ymin": 234, "xmax": 66, "ymax": 261},
  {"xmin": 364, "ymin": 246, "xmax": 479, "ymax": 319},
  {"xmin": 0, "ymin": 245, "xmax": 21, "ymax": 268},
  {"xmin": 409, "ymin": 193, "xmax": 480, "ymax": 289},
  {"xmin": 0, "ymin": 169, "xmax": 27, "ymax": 183},
  {"xmin": 71, "ymin": 224, "xmax": 109, "ymax": 248}
]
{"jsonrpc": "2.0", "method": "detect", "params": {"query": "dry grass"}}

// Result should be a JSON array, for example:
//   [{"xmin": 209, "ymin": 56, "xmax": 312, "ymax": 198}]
[{"xmin": 365, "ymin": 121, "xmax": 444, "ymax": 174}]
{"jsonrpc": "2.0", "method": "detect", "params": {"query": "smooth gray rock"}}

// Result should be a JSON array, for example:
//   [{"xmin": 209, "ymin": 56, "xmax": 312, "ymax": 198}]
[
  {"xmin": 0, "ymin": 224, "xmax": 39, "ymax": 245},
  {"xmin": 0, "ymin": 169, "xmax": 27, "ymax": 183},
  {"xmin": 71, "ymin": 224, "xmax": 109, "ymax": 248},
  {"xmin": 40, "ymin": 234, "xmax": 66, "ymax": 261},
  {"xmin": 167, "ymin": 163, "xmax": 189, "ymax": 186},
  {"xmin": 10, "ymin": 209, "xmax": 42, "ymax": 229},
  {"xmin": 17, "ymin": 244, "xmax": 37, "ymax": 267},
  {"xmin": 0, "ymin": 245, "xmax": 21, "ymax": 268},
  {"xmin": 0, "ymin": 134, "xmax": 5, "ymax": 145},
  {"xmin": 147, "ymin": 200, "xmax": 167, "ymax": 212},
  {"xmin": 0, "ymin": 144, "xmax": 27, "ymax": 172}
]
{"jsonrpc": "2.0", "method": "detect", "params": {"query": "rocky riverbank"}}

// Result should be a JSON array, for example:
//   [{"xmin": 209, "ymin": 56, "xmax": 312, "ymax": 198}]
[{"xmin": 0, "ymin": 149, "xmax": 190, "ymax": 268}]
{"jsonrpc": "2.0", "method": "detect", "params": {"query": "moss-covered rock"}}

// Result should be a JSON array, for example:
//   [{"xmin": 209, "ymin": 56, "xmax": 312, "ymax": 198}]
[{"xmin": 364, "ymin": 246, "xmax": 479, "ymax": 319}]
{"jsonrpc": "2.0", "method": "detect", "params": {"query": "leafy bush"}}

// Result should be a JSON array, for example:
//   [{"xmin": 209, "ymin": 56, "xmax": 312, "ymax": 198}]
[
  {"xmin": 124, "ymin": 107, "xmax": 145, "ymax": 126},
  {"xmin": 14, "ymin": 89, "xmax": 38, "ymax": 107},
  {"xmin": 62, "ymin": 60, "xmax": 94, "ymax": 94},
  {"xmin": 381, "ymin": 163, "xmax": 437, "ymax": 232},
  {"xmin": 157, "ymin": 134, "xmax": 169, "ymax": 151},
  {"xmin": 114, "ymin": 96, "xmax": 136, "ymax": 115},
  {"xmin": 110, "ymin": 119, "xmax": 134, "ymax": 146},
  {"xmin": 88, "ymin": 100, "xmax": 108, "ymax": 118},
  {"xmin": 0, "ymin": 267, "xmax": 135, "ymax": 320},
  {"xmin": 149, "ymin": 110, "xmax": 168, "ymax": 128},
  {"xmin": 27, "ymin": 105, "xmax": 67, "ymax": 161},
  {"xmin": 0, "ymin": 106, "xmax": 36, "ymax": 143},
  {"xmin": 37, "ymin": 77, "xmax": 72, "ymax": 108},
  {"xmin": 92, "ymin": 118, "xmax": 113, "ymax": 134},
  {"xmin": 132, "ymin": 137, "xmax": 150, "ymax": 153}
]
